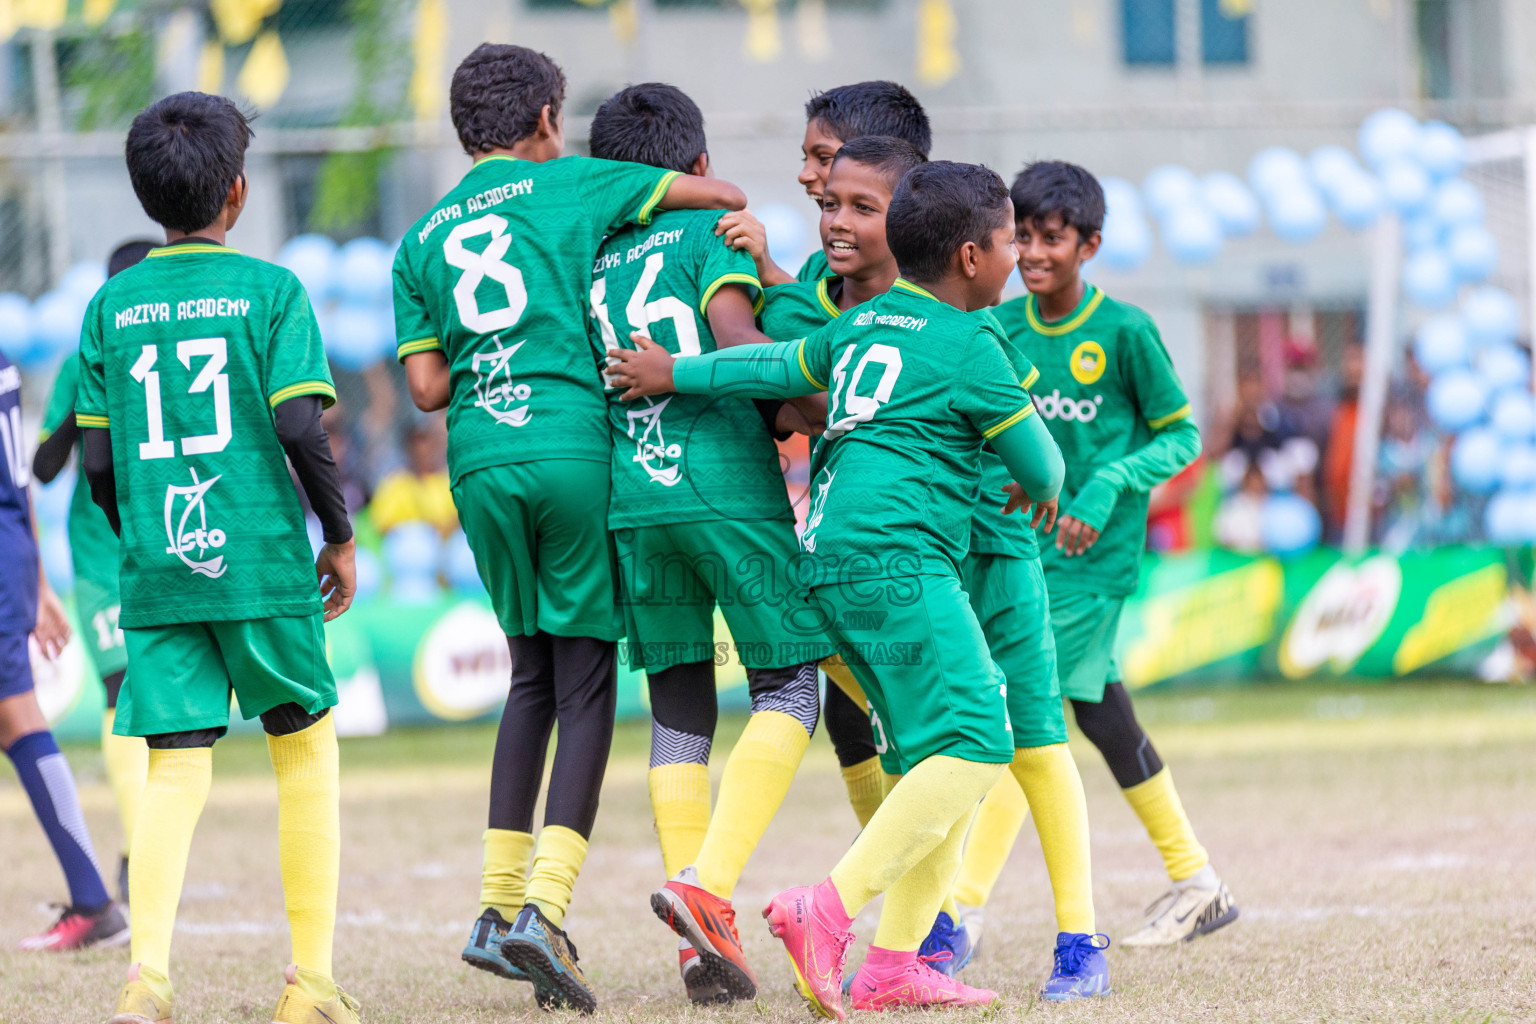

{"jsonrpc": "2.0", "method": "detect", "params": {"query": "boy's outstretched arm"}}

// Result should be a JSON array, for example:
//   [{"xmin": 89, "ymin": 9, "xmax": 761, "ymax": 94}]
[
  {"xmin": 607, "ymin": 333, "xmax": 823, "ymax": 402},
  {"xmin": 991, "ymin": 411, "xmax": 1065, "ymax": 512},
  {"xmin": 659, "ymin": 175, "xmax": 747, "ymax": 213},
  {"xmin": 705, "ymin": 285, "xmax": 825, "ymax": 434},
  {"xmin": 1056, "ymin": 416, "xmax": 1201, "ymax": 556}
]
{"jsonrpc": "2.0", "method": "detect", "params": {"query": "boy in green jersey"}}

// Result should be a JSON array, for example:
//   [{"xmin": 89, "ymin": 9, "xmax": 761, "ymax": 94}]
[
  {"xmin": 720, "ymin": 80, "xmax": 932, "ymax": 288},
  {"xmin": 33, "ymin": 240, "xmax": 156, "ymax": 906},
  {"xmin": 391, "ymin": 45, "xmax": 745, "ymax": 1012},
  {"xmin": 585, "ymin": 81, "xmax": 831, "ymax": 1007},
  {"xmin": 609, "ymin": 161, "xmax": 1070, "ymax": 1017},
  {"xmin": 976, "ymin": 161, "xmax": 1238, "ymax": 947},
  {"xmin": 78, "ymin": 93, "xmax": 360, "ymax": 1024}
]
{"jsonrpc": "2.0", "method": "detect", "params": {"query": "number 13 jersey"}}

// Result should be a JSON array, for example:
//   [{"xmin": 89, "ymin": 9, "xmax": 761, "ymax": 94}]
[
  {"xmin": 393, "ymin": 154, "xmax": 680, "ymax": 485},
  {"xmin": 76, "ymin": 242, "xmax": 335, "ymax": 627}
]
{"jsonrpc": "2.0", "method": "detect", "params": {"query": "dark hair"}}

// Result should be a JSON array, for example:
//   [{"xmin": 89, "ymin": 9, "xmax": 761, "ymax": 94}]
[
  {"xmin": 589, "ymin": 83, "xmax": 706, "ymax": 174},
  {"xmin": 108, "ymin": 240, "xmax": 157, "ymax": 277},
  {"xmin": 450, "ymin": 44, "xmax": 566, "ymax": 154},
  {"xmin": 1010, "ymin": 160, "xmax": 1106, "ymax": 237},
  {"xmin": 830, "ymin": 135, "xmax": 927, "ymax": 192},
  {"xmin": 125, "ymin": 93, "xmax": 252, "ymax": 234},
  {"xmin": 804, "ymin": 81, "xmax": 931, "ymax": 156},
  {"xmin": 886, "ymin": 161, "xmax": 1012, "ymax": 282}
]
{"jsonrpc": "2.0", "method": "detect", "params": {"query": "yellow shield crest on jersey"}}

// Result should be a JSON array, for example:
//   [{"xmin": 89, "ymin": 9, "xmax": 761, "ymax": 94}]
[{"xmin": 1070, "ymin": 340, "xmax": 1107, "ymax": 385}]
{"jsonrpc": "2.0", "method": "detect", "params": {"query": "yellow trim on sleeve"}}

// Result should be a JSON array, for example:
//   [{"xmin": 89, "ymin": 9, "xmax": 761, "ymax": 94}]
[
  {"xmin": 698, "ymin": 272, "xmax": 762, "ymax": 317},
  {"xmin": 1022, "ymin": 367, "xmax": 1040, "ymax": 390},
  {"xmin": 76, "ymin": 413, "xmax": 110, "ymax": 428},
  {"xmin": 637, "ymin": 170, "xmax": 683, "ymax": 226},
  {"xmin": 1147, "ymin": 403, "xmax": 1192, "ymax": 430},
  {"xmin": 269, "ymin": 381, "xmax": 337, "ymax": 409},
  {"xmin": 1024, "ymin": 285, "xmax": 1104, "ymax": 336},
  {"xmin": 752, "ymin": 290, "xmax": 766, "ymax": 317},
  {"xmin": 982, "ymin": 403, "xmax": 1035, "ymax": 439},
  {"xmin": 796, "ymin": 338, "xmax": 827, "ymax": 391},
  {"xmin": 815, "ymin": 277, "xmax": 842, "ymax": 319},
  {"xmin": 396, "ymin": 336, "xmax": 443, "ymax": 360}
]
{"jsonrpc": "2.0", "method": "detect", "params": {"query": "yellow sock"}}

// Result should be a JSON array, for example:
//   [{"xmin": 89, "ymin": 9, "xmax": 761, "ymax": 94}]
[
  {"xmin": 695, "ymin": 710, "xmax": 811, "ymax": 898},
  {"xmin": 102, "ymin": 709, "xmax": 148, "ymax": 855},
  {"xmin": 873, "ymin": 805, "xmax": 976, "ymax": 951},
  {"xmin": 952, "ymin": 766, "xmax": 1030, "ymax": 907},
  {"xmin": 819, "ymin": 654, "xmax": 866, "ymax": 706},
  {"xmin": 880, "ymin": 770, "xmax": 902, "ymax": 799},
  {"xmin": 647, "ymin": 763, "xmax": 711, "ymax": 878},
  {"xmin": 1123, "ymin": 767, "xmax": 1209, "ymax": 882},
  {"xmin": 839, "ymin": 757, "xmax": 885, "ymax": 828},
  {"xmin": 129, "ymin": 747, "xmax": 212, "ymax": 996},
  {"xmin": 526, "ymin": 825, "xmax": 588, "ymax": 927},
  {"xmin": 268, "ymin": 714, "xmax": 341, "ymax": 983},
  {"xmin": 1011, "ymin": 744, "xmax": 1095, "ymax": 933},
  {"xmin": 829, "ymin": 755, "xmax": 1004, "ymax": 917},
  {"xmin": 481, "ymin": 828, "xmax": 535, "ymax": 919}
]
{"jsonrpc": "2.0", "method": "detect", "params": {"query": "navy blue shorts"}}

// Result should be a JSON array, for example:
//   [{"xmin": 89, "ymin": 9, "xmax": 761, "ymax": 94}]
[{"xmin": 0, "ymin": 632, "xmax": 34, "ymax": 700}]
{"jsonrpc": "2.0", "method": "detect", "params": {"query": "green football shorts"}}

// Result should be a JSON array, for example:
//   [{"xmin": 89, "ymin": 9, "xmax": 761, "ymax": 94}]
[
  {"xmin": 615, "ymin": 518, "xmax": 832, "ymax": 673},
  {"xmin": 452, "ymin": 459, "xmax": 623, "ymax": 641},
  {"xmin": 811, "ymin": 573, "xmax": 1014, "ymax": 775},
  {"xmin": 963, "ymin": 552, "xmax": 1067, "ymax": 748},
  {"xmin": 116, "ymin": 613, "xmax": 335, "ymax": 736},
  {"xmin": 73, "ymin": 574, "xmax": 128, "ymax": 680},
  {"xmin": 1046, "ymin": 586, "xmax": 1124, "ymax": 703}
]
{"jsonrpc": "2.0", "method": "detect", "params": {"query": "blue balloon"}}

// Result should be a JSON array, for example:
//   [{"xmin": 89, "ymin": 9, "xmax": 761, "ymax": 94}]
[
  {"xmin": 1358, "ymin": 108, "xmax": 1422, "ymax": 170},
  {"xmin": 29, "ymin": 291, "xmax": 84, "ymax": 366},
  {"xmin": 1379, "ymin": 159, "xmax": 1432, "ymax": 213},
  {"xmin": 1402, "ymin": 248, "xmax": 1458, "ymax": 309},
  {"xmin": 1491, "ymin": 390, "xmax": 1536, "ymax": 442},
  {"xmin": 1099, "ymin": 176, "xmax": 1145, "ymax": 217},
  {"xmin": 0, "ymin": 293, "xmax": 31, "ymax": 360},
  {"xmin": 1247, "ymin": 147, "xmax": 1310, "ymax": 199},
  {"xmin": 756, "ymin": 203, "xmax": 812, "ymax": 269},
  {"xmin": 1327, "ymin": 171, "xmax": 1382, "ymax": 231},
  {"xmin": 1401, "ymin": 214, "xmax": 1443, "ymax": 253},
  {"xmin": 39, "ymin": 529, "xmax": 72, "ymax": 591},
  {"xmin": 1097, "ymin": 209, "xmax": 1154, "ymax": 271},
  {"xmin": 1476, "ymin": 343, "xmax": 1531, "ymax": 392},
  {"xmin": 1451, "ymin": 427, "xmax": 1502, "ymax": 493},
  {"xmin": 335, "ymin": 237, "xmax": 394, "ymax": 304},
  {"xmin": 1266, "ymin": 183, "xmax": 1328, "ymax": 243},
  {"xmin": 1260, "ymin": 493, "xmax": 1321, "ymax": 556},
  {"xmin": 60, "ymin": 262, "xmax": 107, "ymax": 303},
  {"xmin": 1501, "ymin": 444, "xmax": 1536, "ymax": 490},
  {"xmin": 278, "ymin": 234, "xmax": 338, "ymax": 302},
  {"xmin": 327, "ymin": 303, "xmax": 386, "ymax": 371},
  {"xmin": 1309, "ymin": 145, "xmax": 1362, "ymax": 192},
  {"xmin": 1413, "ymin": 315, "xmax": 1470, "ymax": 373},
  {"xmin": 442, "ymin": 530, "xmax": 483, "ymax": 594},
  {"xmin": 1143, "ymin": 165, "xmax": 1202, "ymax": 219},
  {"xmin": 1427, "ymin": 368, "xmax": 1489, "ymax": 431},
  {"xmin": 1429, "ymin": 179, "xmax": 1485, "ymax": 228},
  {"xmin": 1417, "ymin": 120, "xmax": 1467, "ymax": 180},
  {"xmin": 1200, "ymin": 172, "xmax": 1261, "ymax": 236},
  {"xmin": 1462, "ymin": 287, "xmax": 1521, "ymax": 348},
  {"xmin": 33, "ymin": 472, "xmax": 73, "ymax": 526},
  {"xmin": 1485, "ymin": 490, "xmax": 1530, "ymax": 544},
  {"xmin": 384, "ymin": 521, "xmax": 440, "ymax": 580},
  {"xmin": 1446, "ymin": 224, "xmax": 1498, "ymax": 283},
  {"xmin": 1160, "ymin": 201, "xmax": 1223, "ymax": 264},
  {"xmin": 392, "ymin": 575, "xmax": 442, "ymax": 604},
  {"xmin": 353, "ymin": 547, "xmax": 382, "ymax": 601}
]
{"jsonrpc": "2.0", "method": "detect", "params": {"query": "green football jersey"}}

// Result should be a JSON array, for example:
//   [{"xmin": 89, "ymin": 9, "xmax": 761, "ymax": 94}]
[
  {"xmin": 795, "ymin": 248, "xmax": 832, "ymax": 284},
  {"xmin": 793, "ymin": 279, "xmax": 1035, "ymax": 587},
  {"xmin": 759, "ymin": 277, "xmax": 841, "ymax": 341},
  {"xmin": 393, "ymin": 155, "xmax": 680, "ymax": 485},
  {"xmin": 969, "ymin": 308, "xmax": 1041, "ymax": 561},
  {"xmin": 993, "ymin": 285, "xmax": 1192, "ymax": 595},
  {"xmin": 590, "ymin": 208, "xmax": 784, "ymax": 528},
  {"xmin": 39, "ymin": 354, "xmax": 122, "ymax": 591},
  {"xmin": 75, "ymin": 242, "xmax": 335, "ymax": 628}
]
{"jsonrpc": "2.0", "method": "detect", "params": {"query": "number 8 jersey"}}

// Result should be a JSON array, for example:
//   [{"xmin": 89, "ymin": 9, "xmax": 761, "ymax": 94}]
[{"xmin": 76, "ymin": 241, "xmax": 335, "ymax": 628}]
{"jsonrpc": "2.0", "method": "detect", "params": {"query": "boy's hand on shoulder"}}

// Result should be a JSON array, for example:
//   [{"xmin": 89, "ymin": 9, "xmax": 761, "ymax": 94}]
[
  {"xmin": 607, "ymin": 332, "xmax": 677, "ymax": 400},
  {"xmin": 1054, "ymin": 515, "xmax": 1100, "ymax": 556},
  {"xmin": 316, "ymin": 537, "xmax": 357, "ymax": 621},
  {"xmin": 716, "ymin": 210, "xmax": 794, "ymax": 287}
]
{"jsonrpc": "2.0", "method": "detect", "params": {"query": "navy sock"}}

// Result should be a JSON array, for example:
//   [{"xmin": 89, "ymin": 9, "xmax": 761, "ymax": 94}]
[{"xmin": 7, "ymin": 731, "xmax": 111, "ymax": 910}]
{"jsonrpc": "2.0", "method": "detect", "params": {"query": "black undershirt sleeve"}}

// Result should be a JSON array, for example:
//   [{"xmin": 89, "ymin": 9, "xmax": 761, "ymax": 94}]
[
  {"xmin": 32, "ymin": 413, "xmax": 78, "ymax": 485},
  {"xmin": 273, "ymin": 395, "xmax": 353, "ymax": 545},
  {"xmin": 81, "ymin": 427, "xmax": 120, "ymax": 535},
  {"xmin": 752, "ymin": 399, "xmax": 793, "ymax": 441}
]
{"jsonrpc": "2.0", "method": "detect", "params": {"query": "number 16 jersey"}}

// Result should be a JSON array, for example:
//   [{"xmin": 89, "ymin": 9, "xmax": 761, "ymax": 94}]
[
  {"xmin": 76, "ymin": 242, "xmax": 335, "ymax": 628},
  {"xmin": 393, "ymin": 154, "xmax": 680, "ymax": 485}
]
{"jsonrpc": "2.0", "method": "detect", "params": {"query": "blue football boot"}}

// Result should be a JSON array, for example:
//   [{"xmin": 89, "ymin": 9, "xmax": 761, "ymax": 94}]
[
  {"xmin": 462, "ymin": 908, "xmax": 527, "ymax": 981},
  {"xmin": 500, "ymin": 903, "xmax": 597, "ymax": 1014},
  {"xmin": 1040, "ymin": 932, "xmax": 1111, "ymax": 1002},
  {"xmin": 918, "ymin": 911, "xmax": 975, "ymax": 977}
]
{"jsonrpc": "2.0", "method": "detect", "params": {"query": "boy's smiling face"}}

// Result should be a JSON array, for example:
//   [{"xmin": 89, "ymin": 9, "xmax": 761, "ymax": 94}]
[
  {"xmin": 819, "ymin": 159, "xmax": 895, "ymax": 281},
  {"xmin": 1013, "ymin": 211, "xmax": 1100, "ymax": 297},
  {"xmin": 798, "ymin": 119, "xmax": 844, "ymax": 203}
]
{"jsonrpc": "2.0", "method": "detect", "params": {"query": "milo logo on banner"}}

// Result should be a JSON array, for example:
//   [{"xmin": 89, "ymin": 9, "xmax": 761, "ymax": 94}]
[
  {"xmin": 1279, "ymin": 556, "xmax": 1403, "ymax": 677},
  {"xmin": 412, "ymin": 602, "xmax": 513, "ymax": 720}
]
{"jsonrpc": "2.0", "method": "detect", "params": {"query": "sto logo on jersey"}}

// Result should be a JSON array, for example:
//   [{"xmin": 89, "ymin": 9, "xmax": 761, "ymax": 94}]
[
  {"xmin": 627, "ymin": 397, "xmax": 683, "ymax": 486},
  {"xmin": 472, "ymin": 334, "xmax": 534, "ymax": 427},
  {"xmin": 163, "ymin": 468, "xmax": 227, "ymax": 578},
  {"xmin": 1070, "ymin": 340, "xmax": 1107, "ymax": 385},
  {"xmin": 1035, "ymin": 388, "xmax": 1104, "ymax": 423}
]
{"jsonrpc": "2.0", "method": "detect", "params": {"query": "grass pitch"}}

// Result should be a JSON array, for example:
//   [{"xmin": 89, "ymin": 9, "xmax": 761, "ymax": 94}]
[{"xmin": 3, "ymin": 682, "xmax": 1534, "ymax": 1023}]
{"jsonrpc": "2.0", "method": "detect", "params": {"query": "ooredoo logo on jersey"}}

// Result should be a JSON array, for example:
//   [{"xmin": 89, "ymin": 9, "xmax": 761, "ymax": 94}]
[
  {"xmin": 1035, "ymin": 388, "xmax": 1104, "ymax": 423},
  {"xmin": 163, "ymin": 468, "xmax": 227, "ymax": 578}
]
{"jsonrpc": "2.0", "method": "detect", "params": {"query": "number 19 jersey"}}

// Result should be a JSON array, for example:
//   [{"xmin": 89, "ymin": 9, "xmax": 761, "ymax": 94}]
[
  {"xmin": 76, "ymin": 242, "xmax": 335, "ymax": 628},
  {"xmin": 393, "ymin": 154, "xmax": 680, "ymax": 485}
]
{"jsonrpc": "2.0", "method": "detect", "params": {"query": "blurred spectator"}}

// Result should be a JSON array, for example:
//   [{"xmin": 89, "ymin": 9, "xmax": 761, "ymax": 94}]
[
  {"xmin": 1214, "ymin": 461, "xmax": 1269, "ymax": 553},
  {"xmin": 370, "ymin": 414, "xmax": 458, "ymax": 536},
  {"xmin": 1216, "ymin": 373, "xmax": 1319, "ymax": 501},
  {"xmin": 1321, "ymin": 342, "xmax": 1363, "ymax": 541},
  {"xmin": 1147, "ymin": 459, "xmax": 1204, "ymax": 553}
]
